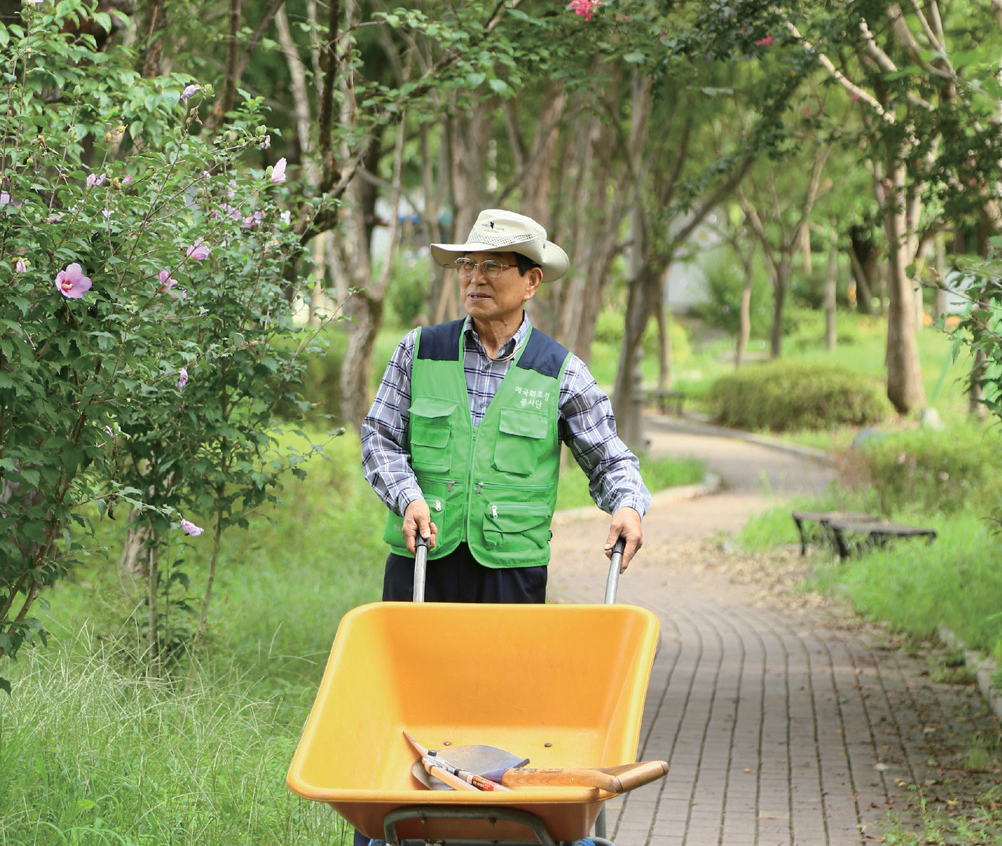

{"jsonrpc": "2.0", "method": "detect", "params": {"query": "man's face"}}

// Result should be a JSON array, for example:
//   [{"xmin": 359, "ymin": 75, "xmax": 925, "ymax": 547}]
[{"xmin": 460, "ymin": 251, "xmax": 541, "ymax": 328}]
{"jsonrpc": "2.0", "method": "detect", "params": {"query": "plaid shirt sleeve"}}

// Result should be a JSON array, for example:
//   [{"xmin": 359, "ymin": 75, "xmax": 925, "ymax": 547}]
[
  {"xmin": 559, "ymin": 355, "xmax": 652, "ymax": 517},
  {"xmin": 360, "ymin": 329, "xmax": 424, "ymax": 517}
]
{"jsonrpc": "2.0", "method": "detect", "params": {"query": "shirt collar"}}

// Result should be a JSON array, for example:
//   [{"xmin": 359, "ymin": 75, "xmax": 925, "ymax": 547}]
[{"xmin": 463, "ymin": 314, "xmax": 531, "ymax": 361}]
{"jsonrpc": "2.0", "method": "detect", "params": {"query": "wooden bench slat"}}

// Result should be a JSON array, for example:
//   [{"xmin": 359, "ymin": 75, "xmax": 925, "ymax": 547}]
[{"xmin": 791, "ymin": 511, "xmax": 936, "ymax": 559}]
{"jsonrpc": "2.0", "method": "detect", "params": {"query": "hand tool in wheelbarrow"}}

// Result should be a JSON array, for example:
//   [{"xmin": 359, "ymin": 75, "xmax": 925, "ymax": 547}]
[
  {"xmin": 404, "ymin": 731, "xmax": 511, "ymax": 792},
  {"xmin": 404, "ymin": 732, "xmax": 668, "ymax": 794}
]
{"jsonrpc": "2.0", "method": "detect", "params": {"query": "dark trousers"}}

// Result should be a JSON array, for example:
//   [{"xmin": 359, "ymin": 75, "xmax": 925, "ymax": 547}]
[
  {"xmin": 353, "ymin": 545, "xmax": 546, "ymax": 846},
  {"xmin": 382, "ymin": 542, "xmax": 547, "ymax": 603}
]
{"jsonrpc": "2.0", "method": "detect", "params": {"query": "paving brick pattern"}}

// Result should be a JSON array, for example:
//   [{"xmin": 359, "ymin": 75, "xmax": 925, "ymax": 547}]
[{"xmin": 545, "ymin": 419, "xmax": 998, "ymax": 846}]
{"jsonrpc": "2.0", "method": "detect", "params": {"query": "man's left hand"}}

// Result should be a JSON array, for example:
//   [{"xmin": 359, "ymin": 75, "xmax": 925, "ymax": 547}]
[{"xmin": 605, "ymin": 506, "xmax": 643, "ymax": 572}]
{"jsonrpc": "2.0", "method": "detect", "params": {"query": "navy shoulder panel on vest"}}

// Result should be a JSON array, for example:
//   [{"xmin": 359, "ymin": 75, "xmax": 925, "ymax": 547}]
[
  {"xmin": 517, "ymin": 328, "xmax": 570, "ymax": 379},
  {"xmin": 417, "ymin": 319, "xmax": 464, "ymax": 361}
]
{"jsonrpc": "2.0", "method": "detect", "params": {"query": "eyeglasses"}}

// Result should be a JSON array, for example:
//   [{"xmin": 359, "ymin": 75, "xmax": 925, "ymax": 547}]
[{"xmin": 454, "ymin": 257, "xmax": 519, "ymax": 281}]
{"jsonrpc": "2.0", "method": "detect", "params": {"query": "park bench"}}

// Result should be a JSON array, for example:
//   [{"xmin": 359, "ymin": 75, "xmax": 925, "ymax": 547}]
[
  {"xmin": 649, "ymin": 389, "xmax": 686, "ymax": 416},
  {"xmin": 791, "ymin": 510, "xmax": 937, "ymax": 560}
]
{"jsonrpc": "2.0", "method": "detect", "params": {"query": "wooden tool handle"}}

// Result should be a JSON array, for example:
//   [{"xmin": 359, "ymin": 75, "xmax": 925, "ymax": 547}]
[
  {"xmin": 603, "ymin": 760, "xmax": 670, "ymax": 792},
  {"xmin": 500, "ymin": 767, "xmax": 621, "ymax": 792},
  {"xmin": 500, "ymin": 760, "xmax": 669, "ymax": 794}
]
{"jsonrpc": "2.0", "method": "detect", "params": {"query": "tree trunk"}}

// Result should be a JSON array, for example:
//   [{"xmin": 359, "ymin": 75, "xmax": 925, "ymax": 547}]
[
  {"xmin": 553, "ymin": 103, "xmax": 624, "ymax": 356},
  {"xmin": 206, "ymin": 0, "xmax": 243, "ymax": 132},
  {"xmin": 737, "ymin": 267, "xmax": 753, "ymax": 368},
  {"xmin": 769, "ymin": 269, "xmax": 786, "ymax": 358},
  {"xmin": 505, "ymin": 84, "xmax": 566, "ymax": 335},
  {"xmin": 136, "ymin": 0, "xmax": 168, "ymax": 78},
  {"xmin": 656, "ymin": 268, "xmax": 674, "ymax": 390},
  {"xmin": 824, "ymin": 237, "xmax": 838, "ymax": 351},
  {"xmin": 932, "ymin": 231, "xmax": 947, "ymax": 322},
  {"xmin": 847, "ymin": 226, "xmax": 877, "ymax": 314},
  {"xmin": 339, "ymin": 116, "xmax": 408, "ymax": 430},
  {"xmin": 883, "ymin": 162, "xmax": 926, "ymax": 413},
  {"xmin": 419, "ymin": 124, "xmax": 448, "ymax": 325},
  {"xmin": 613, "ymin": 257, "xmax": 658, "ymax": 452},
  {"xmin": 430, "ymin": 105, "xmax": 490, "ymax": 325}
]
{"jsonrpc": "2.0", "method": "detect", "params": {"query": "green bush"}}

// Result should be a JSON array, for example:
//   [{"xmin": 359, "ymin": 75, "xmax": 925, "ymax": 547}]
[
  {"xmin": 705, "ymin": 360, "xmax": 892, "ymax": 432},
  {"xmin": 851, "ymin": 425, "xmax": 1002, "ymax": 516}
]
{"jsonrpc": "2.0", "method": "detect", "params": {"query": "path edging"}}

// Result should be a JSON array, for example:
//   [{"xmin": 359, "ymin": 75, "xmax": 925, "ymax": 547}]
[{"xmin": 938, "ymin": 626, "xmax": 1002, "ymax": 723}]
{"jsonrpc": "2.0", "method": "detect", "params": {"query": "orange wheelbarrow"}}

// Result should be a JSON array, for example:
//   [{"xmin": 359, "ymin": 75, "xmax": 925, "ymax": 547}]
[{"xmin": 287, "ymin": 540, "xmax": 662, "ymax": 845}]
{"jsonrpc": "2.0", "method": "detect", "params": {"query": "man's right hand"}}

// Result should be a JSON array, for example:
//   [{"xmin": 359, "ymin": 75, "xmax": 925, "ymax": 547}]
[{"xmin": 402, "ymin": 499, "xmax": 438, "ymax": 555}]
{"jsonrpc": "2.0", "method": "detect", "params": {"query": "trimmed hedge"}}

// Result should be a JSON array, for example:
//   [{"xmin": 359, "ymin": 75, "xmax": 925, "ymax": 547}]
[{"xmin": 705, "ymin": 360, "xmax": 892, "ymax": 432}]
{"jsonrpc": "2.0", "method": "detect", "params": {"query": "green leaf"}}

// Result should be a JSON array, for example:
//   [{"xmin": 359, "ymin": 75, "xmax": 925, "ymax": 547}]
[
  {"xmin": 488, "ymin": 79, "xmax": 508, "ymax": 95},
  {"xmin": 19, "ymin": 467, "xmax": 40, "ymax": 487}
]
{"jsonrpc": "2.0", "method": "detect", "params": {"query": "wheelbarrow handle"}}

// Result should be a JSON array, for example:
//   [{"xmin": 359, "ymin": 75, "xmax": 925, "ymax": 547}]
[
  {"xmin": 413, "ymin": 535, "xmax": 430, "ymax": 603},
  {"xmin": 416, "ymin": 534, "xmax": 622, "ymax": 603},
  {"xmin": 604, "ymin": 537, "xmax": 626, "ymax": 605}
]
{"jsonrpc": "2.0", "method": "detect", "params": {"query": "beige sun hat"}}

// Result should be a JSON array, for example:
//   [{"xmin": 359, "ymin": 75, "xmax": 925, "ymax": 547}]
[{"xmin": 430, "ymin": 209, "xmax": 570, "ymax": 282}]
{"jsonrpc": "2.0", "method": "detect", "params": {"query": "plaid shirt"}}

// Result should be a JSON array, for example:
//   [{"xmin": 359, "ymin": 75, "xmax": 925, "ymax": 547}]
[{"xmin": 361, "ymin": 316, "xmax": 650, "ymax": 519}]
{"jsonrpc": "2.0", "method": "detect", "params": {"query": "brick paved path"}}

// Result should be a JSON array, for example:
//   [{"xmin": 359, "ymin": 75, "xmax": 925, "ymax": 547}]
[{"xmin": 547, "ymin": 418, "xmax": 998, "ymax": 846}]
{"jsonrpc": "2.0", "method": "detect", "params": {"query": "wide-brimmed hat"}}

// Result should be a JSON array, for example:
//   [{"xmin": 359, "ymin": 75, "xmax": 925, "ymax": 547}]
[{"xmin": 430, "ymin": 209, "xmax": 569, "ymax": 282}]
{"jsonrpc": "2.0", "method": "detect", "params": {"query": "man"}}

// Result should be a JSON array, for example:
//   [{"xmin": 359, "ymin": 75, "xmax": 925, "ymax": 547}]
[{"xmin": 361, "ymin": 208, "xmax": 650, "ymax": 605}]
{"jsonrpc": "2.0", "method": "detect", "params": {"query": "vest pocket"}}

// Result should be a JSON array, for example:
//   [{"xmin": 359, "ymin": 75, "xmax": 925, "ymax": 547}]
[
  {"xmin": 409, "ymin": 397, "xmax": 457, "ymax": 474},
  {"xmin": 482, "ymin": 501, "xmax": 552, "ymax": 553},
  {"xmin": 494, "ymin": 409, "xmax": 546, "ymax": 477}
]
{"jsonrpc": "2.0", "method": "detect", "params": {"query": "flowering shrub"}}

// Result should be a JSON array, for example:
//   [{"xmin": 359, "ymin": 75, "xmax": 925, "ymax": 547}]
[
  {"xmin": 0, "ymin": 2, "xmax": 333, "ymax": 687},
  {"xmin": 569, "ymin": 0, "xmax": 601, "ymax": 21}
]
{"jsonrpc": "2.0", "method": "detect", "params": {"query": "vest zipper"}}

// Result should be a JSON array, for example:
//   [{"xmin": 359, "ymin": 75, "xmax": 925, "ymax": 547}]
[{"xmin": 463, "ymin": 428, "xmax": 479, "ymax": 544}]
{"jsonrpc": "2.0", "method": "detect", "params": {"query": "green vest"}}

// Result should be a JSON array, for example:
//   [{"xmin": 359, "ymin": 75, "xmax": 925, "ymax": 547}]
[{"xmin": 383, "ymin": 319, "xmax": 570, "ymax": 568}]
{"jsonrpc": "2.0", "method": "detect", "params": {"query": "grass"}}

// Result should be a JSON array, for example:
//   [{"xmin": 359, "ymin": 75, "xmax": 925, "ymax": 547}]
[
  {"xmin": 829, "ymin": 512, "xmax": 1002, "ymax": 660},
  {"xmin": 0, "ymin": 629, "xmax": 347, "ymax": 846},
  {"xmin": 878, "ymin": 783, "xmax": 1002, "ymax": 844}
]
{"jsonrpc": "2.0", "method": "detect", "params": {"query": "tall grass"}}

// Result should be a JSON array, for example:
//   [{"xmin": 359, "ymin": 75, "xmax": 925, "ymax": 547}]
[
  {"xmin": 0, "ymin": 629, "xmax": 348, "ymax": 846},
  {"xmin": 830, "ymin": 512, "xmax": 1002, "ymax": 659}
]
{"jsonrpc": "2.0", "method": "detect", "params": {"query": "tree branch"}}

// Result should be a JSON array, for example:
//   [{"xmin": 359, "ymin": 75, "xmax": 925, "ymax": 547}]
[{"xmin": 779, "ymin": 15, "xmax": 892, "ymax": 121}]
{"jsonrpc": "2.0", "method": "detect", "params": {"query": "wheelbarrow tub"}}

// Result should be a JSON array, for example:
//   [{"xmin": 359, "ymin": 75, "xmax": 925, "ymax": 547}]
[{"xmin": 287, "ymin": 601, "xmax": 660, "ymax": 842}]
